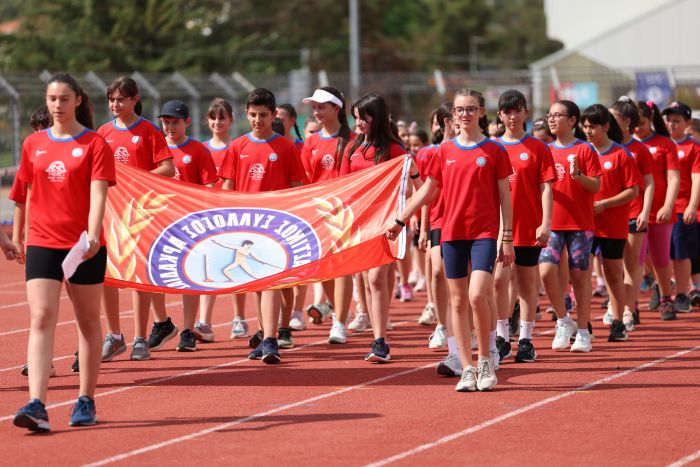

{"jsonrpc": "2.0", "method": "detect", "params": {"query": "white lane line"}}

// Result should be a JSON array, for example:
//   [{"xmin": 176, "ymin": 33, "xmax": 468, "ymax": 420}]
[
  {"xmin": 0, "ymin": 294, "xmax": 68, "ymax": 311},
  {"xmin": 84, "ymin": 361, "xmax": 435, "ymax": 466},
  {"xmin": 668, "ymin": 449, "xmax": 700, "ymax": 467},
  {"xmin": 365, "ymin": 344, "xmax": 700, "ymax": 467}
]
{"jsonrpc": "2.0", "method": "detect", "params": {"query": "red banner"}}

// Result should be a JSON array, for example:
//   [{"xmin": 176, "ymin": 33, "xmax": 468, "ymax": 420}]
[{"xmin": 104, "ymin": 156, "xmax": 410, "ymax": 294}]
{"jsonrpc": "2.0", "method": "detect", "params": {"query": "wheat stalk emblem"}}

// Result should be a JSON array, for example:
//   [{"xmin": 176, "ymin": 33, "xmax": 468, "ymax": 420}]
[
  {"xmin": 314, "ymin": 196, "xmax": 360, "ymax": 253},
  {"xmin": 107, "ymin": 190, "xmax": 174, "ymax": 282}
]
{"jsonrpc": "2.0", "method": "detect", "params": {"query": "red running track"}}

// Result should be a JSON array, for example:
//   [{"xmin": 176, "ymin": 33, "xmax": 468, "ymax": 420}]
[{"xmin": 1, "ymin": 260, "xmax": 700, "ymax": 466}]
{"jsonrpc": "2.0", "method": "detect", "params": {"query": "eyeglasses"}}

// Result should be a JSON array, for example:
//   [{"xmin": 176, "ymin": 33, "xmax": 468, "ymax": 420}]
[
  {"xmin": 545, "ymin": 112, "xmax": 569, "ymax": 120},
  {"xmin": 453, "ymin": 106, "xmax": 482, "ymax": 116}
]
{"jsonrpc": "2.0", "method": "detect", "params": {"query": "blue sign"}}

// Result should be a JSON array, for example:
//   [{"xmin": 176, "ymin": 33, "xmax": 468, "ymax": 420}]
[{"xmin": 636, "ymin": 72, "xmax": 672, "ymax": 108}]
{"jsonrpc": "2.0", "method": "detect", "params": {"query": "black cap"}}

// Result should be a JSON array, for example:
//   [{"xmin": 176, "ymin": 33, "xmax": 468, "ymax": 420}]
[
  {"xmin": 158, "ymin": 100, "xmax": 189, "ymax": 119},
  {"xmin": 662, "ymin": 101, "xmax": 692, "ymax": 120}
]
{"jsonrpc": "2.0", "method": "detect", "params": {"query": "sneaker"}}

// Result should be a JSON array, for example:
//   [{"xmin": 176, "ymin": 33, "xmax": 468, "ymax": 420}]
[
  {"xmin": 176, "ymin": 329, "xmax": 197, "ymax": 352},
  {"xmin": 248, "ymin": 330, "xmax": 264, "ymax": 349},
  {"xmin": 248, "ymin": 342, "xmax": 262, "ymax": 360},
  {"xmin": 193, "ymin": 321, "xmax": 215, "ymax": 342},
  {"xmin": 71, "ymin": 351, "xmax": 79, "ymax": 373},
  {"xmin": 101, "ymin": 334, "xmax": 127, "ymax": 362},
  {"xmin": 608, "ymin": 320, "xmax": 628, "ymax": 342},
  {"xmin": 535, "ymin": 304, "xmax": 542, "ymax": 321},
  {"xmin": 146, "ymin": 318, "xmax": 179, "ymax": 350},
  {"xmin": 386, "ymin": 319, "xmax": 393, "ymax": 331},
  {"xmin": 509, "ymin": 302, "xmax": 520, "ymax": 341},
  {"xmin": 329, "ymin": 319, "xmax": 348, "ymax": 344},
  {"xmin": 455, "ymin": 366, "xmax": 478, "ymax": 392},
  {"xmin": 602, "ymin": 310, "xmax": 613, "ymax": 326},
  {"xmin": 490, "ymin": 347, "xmax": 500, "ymax": 371},
  {"xmin": 348, "ymin": 312, "xmax": 371, "ymax": 332},
  {"xmin": 277, "ymin": 327, "xmax": 294, "ymax": 349},
  {"xmin": 593, "ymin": 284, "xmax": 607, "ymax": 297},
  {"xmin": 633, "ymin": 304, "xmax": 641, "ymax": 325},
  {"xmin": 570, "ymin": 332, "xmax": 592, "ymax": 352},
  {"xmin": 400, "ymin": 284, "xmax": 413, "ymax": 302},
  {"xmin": 13, "ymin": 399, "xmax": 50, "ymax": 432},
  {"xmin": 515, "ymin": 338, "xmax": 537, "ymax": 363},
  {"xmin": 289, "ymin": 309, "xmax": 307, "ymax": 331},
  {"xmin": 660, "ymin": 300, "xmax": 676, "ymax": 321},
  {"xmin": 21, "ymin": 365, "xmax": 56, "ymax": 377},
  {"xmin": 414, "ymin": 276, "xmax": 426, "ymax": 292},
  {"xmin": 307, "ymin": 302, "xmax": 333, "ymax": 324},
  {"xmin": 365, "ymin": 337, "xmax": 391, "ymax": 363},
  {"xmin": 496, "ymin": 336, "xmax": 512, "ymax": 361},
  {"xmin": 230, "ymin": 317, "xmax": 249, "ymax": 339},
  {"xmin": 564, "ymin": 294, "xmax": 573, "ymax": 312},
  {"xmin": 69, "ymin": 396, "xmax": 97, "ymax": 426},
  {"xmin": 476, "ymin": 357, "xmax": 497, "ymax": 391},
  {"xmin": 547, "ymin": 305, "xmax": 557, "ymax": 321},
  {"xmin": 623, "ymin": 310, "xmax": 635, "ymax": 332},
  {"xmin": 130, "ymin": 337, "xmax": 151, "ymax": 360},
  {"xmin": 471, "ymin": 333, "xmax": 478, "ymax": 350},
  {"xmin": 690, "ymin": 288, "xmax": 700, "ymax": 308},
  {"xmin": 262, "ymin": 337, "xmax": 281, "ymax": 364},
  {"xmin": 428, "ymin": 324, "xmax": 447, "ymax": 349},
  {"xmin": 674, "ymin": 293, "xmax": 692, "ymax": 313},
  {"xmin": 648, "ymin": 283, "xmax": 660, "ymax": 311},
  {"xmin": 418, "ymin": 303, "xmax": 436, "ymax": 325},
  {"xmin": 552, "ymin": 319, "xmax": 577, "ymax": 350},
  {"xmin": 437, "ymin": 353, "xmax": 462, "ymax": 377}
]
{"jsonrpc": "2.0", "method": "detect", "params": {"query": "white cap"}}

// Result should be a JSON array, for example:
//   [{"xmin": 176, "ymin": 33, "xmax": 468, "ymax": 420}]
[{"xmin": 303, "ymin": 89, "xmax": 343, "ymax": 108}]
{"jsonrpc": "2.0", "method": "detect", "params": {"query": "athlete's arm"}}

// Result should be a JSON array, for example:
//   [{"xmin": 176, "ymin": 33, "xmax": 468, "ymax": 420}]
[
  {"xmin": 152, "ymin": 159, "xmax": 175, "ymax": 177},
  {"xmin": 11, "ymin": 203, "xmax": 26, "ymax": 262},
  {"xmin": 593, "ymin": 186, "xmax": 638, "ymax": 214},
  {"xmin": 386, "ymin": 177, "xmax": 440, "ymax": 240},
  {"xmin": 637, "ymin": 173, "xmax": 655, "ymax": 231},
  {"xmin": 683, "ymin": 173, "xmax": 700, "ymax": 224},
  {"xmin": 658, "ymin": 169, "xmax": 680, "ymax": 223},
  {"xmin": 85, "ymin": 180, "xmax": 109, "ymax": 260},
  {"xmin": 536, "ymin": 181, "xmax": 553, "ymax": 245}
]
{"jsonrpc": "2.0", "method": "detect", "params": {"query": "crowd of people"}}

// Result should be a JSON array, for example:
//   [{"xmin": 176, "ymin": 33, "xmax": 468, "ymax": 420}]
[{"xmin": 5, "ymin": 72, "xmax": 700, "ymax": 432}]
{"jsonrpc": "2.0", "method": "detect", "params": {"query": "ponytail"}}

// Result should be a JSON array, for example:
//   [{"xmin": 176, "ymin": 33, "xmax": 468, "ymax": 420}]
[
  {"xmin": 48, "ymin": 73, "xmax": 94, "ymax": 129},
  {"xmin": 430, "ymin": 103, "xmax": 453, "ymax": 144},
  {"xmin": 317, "ymin": 86, "xmax": 352, "ymax": 170},
  {"xmin": 581, "ymin": 103, "xmax": 623, "ymax": 144},
  {"xmin": 556, "ymin": 99, "xmax": 585, "ymax": 140},
  {"xmin": 637, "ymin": 100, "xmax": 670, "ymax": 137}
]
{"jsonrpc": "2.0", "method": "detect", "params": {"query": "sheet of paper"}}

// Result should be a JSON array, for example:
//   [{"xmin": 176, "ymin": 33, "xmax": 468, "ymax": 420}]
[{"xmin": 61, "ymin": 231, "xmax": 89, "ymax": 280}]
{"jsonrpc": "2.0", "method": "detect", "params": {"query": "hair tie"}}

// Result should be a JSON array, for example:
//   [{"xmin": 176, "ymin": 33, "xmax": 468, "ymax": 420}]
[
  {"xmin": 408, "ymin": 121, "xmax": 418, "ymax": 132},
  {"xmin": 646, "ymin": 100, "xmax": 655, "ymax": 110},
  {"xmin": 618, "ymin": 95, "xmax": 631, "ymax": 102}
]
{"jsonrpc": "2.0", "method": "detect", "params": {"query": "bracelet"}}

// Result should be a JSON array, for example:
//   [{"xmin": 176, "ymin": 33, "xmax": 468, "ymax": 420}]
[
  {"xmin": 410, "ymin": 172, "xmax": 420, "ymax": 179},
  {"xmin": 502, "ymin": 240, "xmax": 513, "ymax": 244},
  {"xmin": 395, "ymin": 218, "xmax": 406, "ymax": 227}
]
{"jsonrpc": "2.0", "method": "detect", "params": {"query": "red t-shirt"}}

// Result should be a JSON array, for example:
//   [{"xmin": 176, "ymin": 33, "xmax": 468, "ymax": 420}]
[
  {"xmin": 170, "ymin": 139, "xmax": 219, "ymax": 186},
  {"xmin": 594, "ymin": 144, "xmax": 642, "ymax": 239},
  {"xmin": 672, "ymin": 136, "xmax": 700, "ymax": 214},
  {"xmin": 18, "ymin": 128, "xmax": 116, "ymax": 249},
  {"xmin": 499, "ymin": 135, "xmax": 557, "ymax": 246},
  {"xmin": 549, "ymin": 139, "xmax": 603, "ymax": 231},
  {"xmin": 294, "ymin": 138, "xmax": 305, "ymax": 154},
  {"xmin": 204, "ymin": 139, "xmax": 229, "ymax": 188},
  {"xmin": 639, "ymin": 133, "xmax": 680, "ymax": 224},
  {"xmin": 339, "ymin": 141, "xmax": 405, "ymax": 175},
  {"xmin": 425, "ymin": 138, "xmax": 512, "ymax": 241},
  {"xmin": 416, "ymin": 144, "xmax": 444, "ymax": 230},
  {"xmin": 218, "ymin": 133, "xmax": 305, "ymax": 192},
  {"xmin": 622, "ymin": 139, "xmax": 654, "ymax": 219},
  {"xmin": 97, "ymin": 117, "xmax": 172, "ymax": 170},
  {"xmin": 9, "ymin": 177, "xmax": 27, "ymax": 203},
  {"xmin": 300, "ymin": 130, "xmax": 356, "ymax": 183}
]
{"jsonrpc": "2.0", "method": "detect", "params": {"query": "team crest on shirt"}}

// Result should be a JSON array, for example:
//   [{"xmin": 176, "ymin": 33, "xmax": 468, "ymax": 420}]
[
  {"xmin": 567, "ymin": 154, "xmax": 576, "ymax": 162},
  {"xmin": 147, "ymin": 208, "xmax": 322, "ymax": 291},
  {"xmin": 182, "ymin": 155, "xmax": 192, "ymax": 165},
  {"xmin": 132, "ymin": 136, "xmax": 140, "ymax": 144},
  {"xmin": 321, "ymin": 154, "xmax": 335, "ymax": 170},
  {"xmin": 519, "ymin": 152, "xmax": 529, "ymax": 161},
  {"xmin": 508, "ymin": 168, "xmax": 516, "ymax": 183},
  {"xmin": 269, "ymin": 153, "xmax": 278, "ymax": 162},
  {"xmin": 603, "ymin": 161, "xmax": 613, "ymax": 170},
  {"xmin": 173, "ymin": 167, "xmax": 181, "ymax": 181},
  {"xmin": 678, "ymin": 150, "xmax": 685, "ymax": 158},
  {"xmin": 555, "ymin": 163, "xmax": 566, "ymax": 181},
  {"xmin": 46, "ymin": 160, "xmax": 67, "ymax": 182},
  {"xmin": 476, "ymin": 157, "xmax": 486, "ymax": 167},
  {"xmin": 649, "ymin": 147, "xmax": 657, "ymax": 154},
  {"xmin": 249, "ymin": 163, "xmax": 265, "ymax": 180},
  {"xmin": 114, "ymin": 147, "xmax": 130, "ymax": 164},
  {"xmin": 71, "ymin": 148, "xmax": 83, "ymax": 158}
]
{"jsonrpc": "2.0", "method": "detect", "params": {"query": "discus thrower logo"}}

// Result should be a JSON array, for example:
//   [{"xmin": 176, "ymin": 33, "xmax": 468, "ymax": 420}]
[
  {"xmin": 555, "ymin": 163, "xmax": 566, "ymax": 180},
  {"xmin": 321, "ymin": 154, "xmax": 335, "ymax": 170},
  {"xmin": 249, "ymin": 163, "xmax": 265, "ymax": 180},
  {"xmin": 148, "ymin": 208, "xmax": 322, "ymax": 291},
  {"xmin": 46, "ymin": 160, "xmax": 67, "ymax": 182},
  {"xmin": 114, "ymin": 147, "xmax": 130, "ymax": 164}
]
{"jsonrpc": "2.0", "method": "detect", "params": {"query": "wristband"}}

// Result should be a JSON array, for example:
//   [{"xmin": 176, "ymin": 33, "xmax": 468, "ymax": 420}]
[
  {"xmin": 410, "ymin": 172, "xmax": 420, "ymax": 179},
  {"xmin": 395, "ymin": 218, "xmax": 406, "ymax": 227},
  {"xmin": 501, "ymin": 239, "xmax": 513, "ymax": 244}
]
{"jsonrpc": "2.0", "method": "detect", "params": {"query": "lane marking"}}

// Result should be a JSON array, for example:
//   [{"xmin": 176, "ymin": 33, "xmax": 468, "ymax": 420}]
[
  {"xmin": 668, "ymin": 449, "xmax": 700, "ymax": 467},
  {"xmin": 0, "ymin": 295, "xmax": 68, "ymax": 311}
]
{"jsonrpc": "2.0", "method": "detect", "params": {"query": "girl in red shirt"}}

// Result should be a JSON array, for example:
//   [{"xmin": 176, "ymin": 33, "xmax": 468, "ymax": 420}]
[
  {"xmin": 582, "ymin": 104, "xmax": 640, "ymax": 342},
  {"xmin": 276, "ymin": 103, "xmax": 305, "ymax": 154},
  {"xmin": 634, "ymin": 101, "xmax": 680, "ymax": 320},
  {"xmin": 13, "ymin": 73, "xmax": 116, "ymax": 431}
]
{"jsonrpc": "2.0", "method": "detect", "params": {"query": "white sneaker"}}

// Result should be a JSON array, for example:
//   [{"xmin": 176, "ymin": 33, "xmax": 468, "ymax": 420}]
[
  {"xmin": 455, "ymin": 366, "xmax": 478, "ymax": 392},
  {"xmin": 289, "ymin": 309, "xmax": 306, "ymax": 331},
  {"xmin": 552, "ymin": 319, "xmax": 577, "ymax": 350},
  {"xmin": 230, "ymin": 317, "xmax": 249, "ymax": 339},
  {"xmin": 471, "ymin": 333, "xmax": 478, "ymax": 350},
  {"xmin": 193, "ymin": 321, "xmax": 215, "ymax": 342},
  {"xmin": 490, "ymin": 348, "xmax": 500, "ymax": 371},
  {"xmin": 476, "ymin": 357, "xmax": 497, "ymax": 391},
  {"xmin": 570, "ymin": 332, "xmax": 592, "ymax": 352},
  {"xmin": 386, "ymin": 319, "xmax": 393, "ymax": 331},
  {"xmin": 418, "ymin": 303, "xmax": 436, "ymax": 325},
  {"xmin": 414, "ymin": 276, "xmax": 426, "ymax": 292},
  {"xmin": 437, "ymin": 353, "xmax": 463, "ymax": 376},
  {"xmin": 348, "ymin": 312, "xmax": 371, "ymax": 332},
  {"xmin": 428, "ymin": 324, "xmax": 447, "ymax": 349},
  {"xmin": 329, "ymin": 319, "xmax": 348, "ymax": 344},
  {"xmin": 622, "ymin": 309, "xmax": 635, "ymax": 332},
  {"xmin": 408, "ymin": 270, "xmax": 417, "ymax": 286},
  {"xmin": 603, "ymin": 309, "xmax": 613, "ymax": 326}
]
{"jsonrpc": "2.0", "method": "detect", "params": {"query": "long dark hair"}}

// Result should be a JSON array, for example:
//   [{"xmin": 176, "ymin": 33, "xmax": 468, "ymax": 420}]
[
  {"xmin": 347, "ymin": 94, "xmax": 403, "ymax": 165},
  {"xmin": 277, "ymin": 103, "xmax": 302, "ymax": 140},
  {"xmin": 454, "ymin": 88, "xmax": 489, "ymax": 136},
  {"xmin": 555, "ymin": 99, "xmax": 586, "ymax": 140},
  {"xmin": 498, "ymin": 89, "xmax": 528, "ymax": 132},
  {"xmin": 106, "ymin": 76, "xmax": 142, "ymax": 116},
  {"xmin": 318, "ymin": 86, "xmax": 352, "ymax": 169},
  {"xmin": 48, "ymin": 73, "xmax": 94, "ymax": 130},
  {"xmin": 610, "ymin": 96, "xmax": 639, "ymax": 134},
  {"xmin": 581, "ymin": 104, "xmax": 623, "ymax": 144},
  {"xmin": 430, "ymin": 103, "xmax": 453, "ymax": 144},
  {"xmin": 637, "ymin": 100, "xmax": 670, "ymax": 137}
]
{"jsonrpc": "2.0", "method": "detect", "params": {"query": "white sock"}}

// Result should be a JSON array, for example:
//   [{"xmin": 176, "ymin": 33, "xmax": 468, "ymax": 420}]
[
  {"xmin": 519, "ymin": 320, "xmax": 535, "ymax": 341},
  {"xmin": 447, "ymin": 335, "xmax": 458, "ymax": 355},
  {"xmin": 489, "ymin": 330, "xmax": 497, "ymax": 351},
  {"xmin": 578, "ymin": 328, "xmax": 590, "ymax": 337},
  {"xmin": 110, "ymin": 333, "xmax": 124, "ymax": 341},
  {"xmin": 557, "ymin": 315, "xmax": 572, "ymax": 326},
  {"xmin": 496, "ymin": 319, "xmax": 509, "ymax": 339}
]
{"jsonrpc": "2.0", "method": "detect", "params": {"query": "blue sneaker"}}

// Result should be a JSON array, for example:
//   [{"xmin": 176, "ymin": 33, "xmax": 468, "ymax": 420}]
[
  {"xmin": 262, "ymin": 337, "xmax": 281, "ymax": 364},
  {"xmin": 365, "ymin": 338, "xmax": 391, "ymax": 363},
  {"xmin": 70, "ymin": 396, "xmax": 97, "ymax": 426},
  {"xmin": 14, "ymin": 399, "xmax": 50, "ymax": 432},
  {"xmin": 248, "ymin": 342, "xmax": 263, "ymax": 360}
]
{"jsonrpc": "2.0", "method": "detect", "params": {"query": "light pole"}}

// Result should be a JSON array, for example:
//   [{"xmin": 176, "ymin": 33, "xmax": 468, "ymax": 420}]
[
  {"xmin": 469, "ymin": 36, "xmax": 486, "ymax": 74},
  {"xmin": 349, "ymin": 0, "xmax": 360, "ymax": 101}
]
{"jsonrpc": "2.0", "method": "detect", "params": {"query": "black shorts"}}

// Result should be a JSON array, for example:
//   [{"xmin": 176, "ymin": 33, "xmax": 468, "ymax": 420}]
[
  {"xmin": 430, "ymin": 229, "xmax": 441, "ymax": 249},
  {"xmin": 514, "ymin": 246, "xmax": 542, "ymax": 267},
  {"xmin": 591, "ymin": 237, "xmax": 625, "ymax": 260},
  {"xmin": 26, "ymin": 246, "xmax": 107, "ymax": 285},
  {"xmin": 411, "ymin": 222, "xmax": 420, "ymax": 247},
  {"xmin": 628, "ymin": 218, "xmax": 647, "ymax": 234}
]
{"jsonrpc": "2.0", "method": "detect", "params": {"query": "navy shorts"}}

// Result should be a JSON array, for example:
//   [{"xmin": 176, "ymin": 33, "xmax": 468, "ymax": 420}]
[
  {"xmin": 442, "ymin": 239, "xmax": 497, "ymax": 279},
  {"xmin": 670, "ymin": 214, "xmax": 699, "ymax": 261},
  {"xmin": 514, "ymin": 246, "xmax": 542, "ymax": 267},
  {"xmin": 430, "ymin": 229, "xmax": 441, "ymax": 249},
  {"xmin": 629, "ymin": 218, "xmax": 647, "ymax": 234},
  {"xmin": 26, "ymin": 246, "xmax": 107, "ymax": 285},
  {"xmin": 592, "ymin": 237, "xmax": 626, "ymax": 260}
]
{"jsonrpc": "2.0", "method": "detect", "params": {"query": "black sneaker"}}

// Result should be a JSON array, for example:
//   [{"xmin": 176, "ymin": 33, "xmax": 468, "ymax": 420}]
[
  {"xmin": 509, "ymin": 303, "xmax": 520, "ymax": 342},
  {"xmin": 587, "ymin": 321, "xmax": 595, "ymax": 341},
  {"xmin": 633, "ymin": 305, "xmax": 641, "ymax": 325},
  {"xmin": 600, "ymin": 298, "xmax": 609, "ymax": 309},
  {"xmin": 660, "ymin": 300, "xmax": 676, "ymax": 320},
  {"xmin": 514, "ymin": 338, "xmax": 537, "ymax": 363},
  {"xmin": 648, "ymin": 283, "xmax": 660, "ymax": 311},
  {"xmin": 248, "ymin": 342, "xmax": 263, "ymax": 360},
  {"xmin": 690, "ymin": 289, "xmax": 700, "ymax": 308},
  {"xmin": 176, "ymin": 329, "xmax": 197, "ymax": 352},
  {"xmin": 496, "ymin": 336, "xmax": 512, "ymax": 361},
  {"xmin": 262, "ymin": 337, "xmax": 281, "ymax": 364},
  {"xmin": 147, "ymin": 317, "xmax": 179, "ymax": 350},
  {"xmin": 365, "ymin": 337, "xmax": 391, "ymax": 363},
  {"xmin": 608, "ymin": 320, "xmax": 628, "ymax": 342},
  {"xmin": 248, "ymin": 330, "xmax": 264, "ymax": 349},
  {"xmin": 277, "ymin": 327, "xmax": 294, "ymax": 349},
  {"xmin": 673, "ymin": 293, "xmax": 692, "ymax": 313},
  {"xmin": 564, "ymin": 294, "xmax": 573, "ymax": 312},
  {"xmin": 71, "ymin": 351, "xmax": 79, "ymax": 373}
]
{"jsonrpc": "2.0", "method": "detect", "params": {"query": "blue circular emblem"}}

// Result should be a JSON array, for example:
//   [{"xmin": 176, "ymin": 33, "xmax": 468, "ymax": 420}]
[
  {"xmin": 182, "ymin": 155, "xmax": 192, "ymax": 164},
  {"xmin": 476, "ymin": 157, "xmax": 486, "ymax": 167},
  {"xmin": 519, "ymin": 152, "xmax": 529, "ymax": 161},
  {"xmin": 148, "ymin": 208, "xmax": 322, "ymax": 291},
  {"xmin": 269, "ymin": 153, "xmax": 278, "ymax": 161}
]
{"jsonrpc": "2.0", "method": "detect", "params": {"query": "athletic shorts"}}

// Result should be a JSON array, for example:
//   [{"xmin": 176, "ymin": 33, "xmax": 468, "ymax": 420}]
[
  {"xmin": 591, "ymin": 237, "xmax": 626, "ymax": 260},
  {"xmin": 430, "ymin": 229, "xmax": 441, "ymax": 249},
  {"xmin": 26, "ymin": 246, "xmax": 107, "ymax": 285},
  {"xmin": 442, "ymin": 239, "xmax": 497, "ymax": 278},
  {"xmin": 670, "ymin": 214, "xmax": 699, "ymax": 261},
  {"xmin": 411, "ymin": 225, "xmax": 420, "ymax": 247},
  {"xmin": 514, "ymin": 246, "xmax": 542, "ymax": 267},
  {"xmin": 628, "ymin": 218, "xmax": 647, "ymax": 234},
  {"xmin": 539, "ymin": 230, "xmax": 594, "ymax": 270}
]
